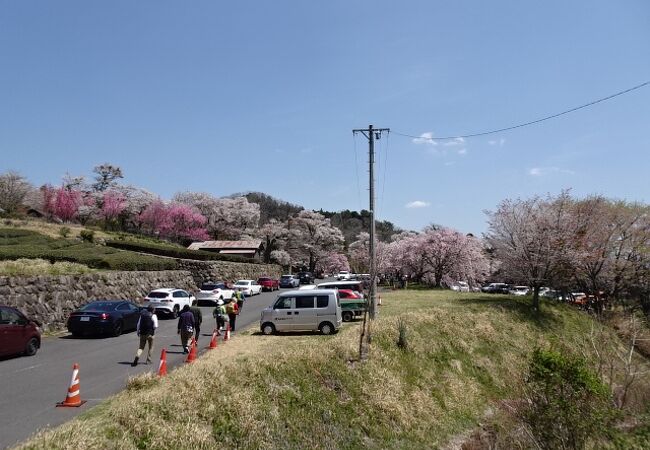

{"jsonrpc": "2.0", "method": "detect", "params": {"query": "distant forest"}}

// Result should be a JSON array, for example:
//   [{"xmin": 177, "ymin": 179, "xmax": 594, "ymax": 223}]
[{"xmin": 242, "ymin": 192, "xmax": 401, "ymax": 246}]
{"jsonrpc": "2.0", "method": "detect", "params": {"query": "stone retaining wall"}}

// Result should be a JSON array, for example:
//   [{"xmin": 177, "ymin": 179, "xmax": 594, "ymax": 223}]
[
  {"xmin": 0, "ymin": 260, "xmax": 281, "ymax": 331},
  {"xmin": 0, "ymin": 270, "xmax": 196, "ymax": 331}
]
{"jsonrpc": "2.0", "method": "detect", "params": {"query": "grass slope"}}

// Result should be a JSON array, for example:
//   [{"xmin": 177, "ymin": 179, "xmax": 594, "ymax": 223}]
[
  {"xmin": 0, "ymin": 228, "xmax": 177, "ymax": 271},
  {"xmin": 16, "ymin": 291, "xmax": 650, "ymax": 449}
]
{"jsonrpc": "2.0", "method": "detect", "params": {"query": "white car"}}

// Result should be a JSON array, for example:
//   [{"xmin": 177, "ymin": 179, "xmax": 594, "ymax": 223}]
[
  {"xmin": 234, "ymin": 279, "xmax": 262, "ymax": 296},
  {"xmin": 298, "ymin": 284, "xmax": 317, "ymax": 290},
  {"xmin": 509, "ymin": 286, "xmax": 530, "ymax": 296},
  {"xmin": 337, "ymin": 271, "xmax": 351, "ymax": 280},
  {"xmin": 450, "ymin": 281, "xmax": 470, "ymax": 292},
  {"xmin": 196, "ymin": 281, "xmax": 235, "ymax": 306},
  {"xmin": 143, "ymin": 288, "xmax": 195, "ymax": 317}
]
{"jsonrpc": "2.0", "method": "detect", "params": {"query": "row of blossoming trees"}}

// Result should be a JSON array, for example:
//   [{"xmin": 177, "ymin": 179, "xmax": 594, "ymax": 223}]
[{"xmin": 1, "ymin": 168, "xmax": 648, "ymax": 312}]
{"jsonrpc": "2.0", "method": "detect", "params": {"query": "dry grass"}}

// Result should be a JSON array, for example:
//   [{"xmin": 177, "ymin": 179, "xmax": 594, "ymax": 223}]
[
  {"xmin": 0, "ymin": 258, "xmax": 95, "ymax": 276},
  {"xmin": 15, "ymin": 291, "xmax": 650, "ymax": 450},
  {"xmin": 1, "ymin": 218, "xmax": 112, "ymax": 240}
]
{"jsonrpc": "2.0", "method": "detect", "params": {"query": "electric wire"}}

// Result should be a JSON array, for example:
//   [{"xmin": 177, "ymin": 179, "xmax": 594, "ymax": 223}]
[{"xmin": 392, "ymin": 80, "xmax": 650, "ymax": 141}]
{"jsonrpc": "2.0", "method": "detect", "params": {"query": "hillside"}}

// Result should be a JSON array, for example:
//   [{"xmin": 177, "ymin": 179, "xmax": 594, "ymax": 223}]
[
  {"xmin": 319, "ymin": 209, "xmax": 402, "ymax": 244},
  {"xmin": 17, "ymin": 292, "xmax": 650, "ymax": 449}
]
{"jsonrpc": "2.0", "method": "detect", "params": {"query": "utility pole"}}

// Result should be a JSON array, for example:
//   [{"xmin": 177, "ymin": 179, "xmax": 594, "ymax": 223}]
[{"xmin": 353, "ymin": 125, "xmax": 389, "ymax": 321}]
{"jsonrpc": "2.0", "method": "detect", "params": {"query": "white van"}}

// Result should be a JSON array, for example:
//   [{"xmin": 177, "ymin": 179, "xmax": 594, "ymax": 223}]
[{"xmin": 260, "ymin": 289, "xmax": 342, "ymax": 335}]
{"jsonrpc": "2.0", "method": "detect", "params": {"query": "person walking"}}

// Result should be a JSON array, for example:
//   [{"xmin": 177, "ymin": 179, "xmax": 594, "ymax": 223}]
[
  {"xmin": 213, "ymin": 299, "xmax": 226, "ymax": 335},
  {"xmin": 177, "ymin": 304, "xmax": 195, "ymax": 354},
  {"xmin": 235, "ymin": 290, "xmax": 246, "ymax": 311},
  {"xmin": 190, "ymin": 303, "xmax": 203, "ymax": 342},
  {"xmin": 225, "ymin": 298, "xmax": 239, "ymax": 332},
  {"xmin": 132, "ymin": 305, "xmax": 158, "ymax": 367}
]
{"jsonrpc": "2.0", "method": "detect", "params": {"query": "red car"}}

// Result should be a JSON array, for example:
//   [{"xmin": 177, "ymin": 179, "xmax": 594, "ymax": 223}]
[
  {"xmin": 257, "ymin": 277, "xmax": 280, "ymax": 292},
  {"xmin": 0, "ymin": 305, "xmax": 41, "ymax": 358},
  {"xmin": 338, "ymin": 289, "xmax": 362, "ymax": 299}
]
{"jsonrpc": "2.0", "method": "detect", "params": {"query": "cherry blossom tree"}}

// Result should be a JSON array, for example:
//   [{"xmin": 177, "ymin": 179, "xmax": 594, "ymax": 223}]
[
  {"xmin": 255, "ymin": 219, "xmax": 290, "ymax": 263},
  {"xmin": 160, "ymin": 203, "xmax": 209, "ymax": 242},
  {"xmin": 138, "ymin": 200, "xmax": 170, "ymax": 237},
  {"xmin": 173, "ymin": 192, "xmax": 260, "ymax": 239},
  {"xmin": 46, "ymin": 185, "xmax": 82, "ymax": 222},
  {"xmin": 288, "ymin": 210, "xmax": 345, "ymax": 273},
  {"xmin": 270, "ymin": 250, "xmax": 291, "ymax": 267},
  {"xmin": 316, "ymin": 252, "xmax": 350, "ymax": 275},
  {"xmin": 0, "ymin": 171, "xmax": 33, "ymax": 214},
  {"xmin": 485, "ymin": 192, "xmax": 575, "ymax": 310},
  {"xmin": 100, "ymin": 190, "xmax": 126, "ymax": 228},
  {"xmin": 92, "ymin": 163, "xmax": 123, "ymax": 192}
]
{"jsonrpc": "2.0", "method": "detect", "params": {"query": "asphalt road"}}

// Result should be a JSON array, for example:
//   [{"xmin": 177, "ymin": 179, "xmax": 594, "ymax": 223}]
[{"xmin": 0, "ymin": 287, "xmax": 284, "ymax": 449}]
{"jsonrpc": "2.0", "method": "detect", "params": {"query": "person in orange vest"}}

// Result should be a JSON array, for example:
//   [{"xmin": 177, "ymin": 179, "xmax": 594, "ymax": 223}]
[{"xmin": 225, "ymin": 298, "xmax": 239, "ymax": 332}]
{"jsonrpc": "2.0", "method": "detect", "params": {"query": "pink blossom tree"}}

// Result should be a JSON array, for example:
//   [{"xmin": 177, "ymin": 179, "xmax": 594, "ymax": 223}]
[
  {"xmin": 50, "ymin": 185, "xmax": 82, "ymax": 222},
  {"xmin": 316, "ymin": 252, "xmax": 350, "ymax": 275},
  {"xmin": 160, "ymin": 203, "xmax": 209, "ymax": 242},
  {"xmin": 100, "ymin": 190, "xmax": 126, "ymax": 226},
  {"xmin": 138, "ymin": 200, "xmax": 170, "ymax": 237}
]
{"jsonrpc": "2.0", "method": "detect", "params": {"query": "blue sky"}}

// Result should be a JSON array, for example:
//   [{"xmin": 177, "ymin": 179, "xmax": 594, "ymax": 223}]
[{"xmin": 1, "ymin": 1, "xmax": 649, "ymax": 234}]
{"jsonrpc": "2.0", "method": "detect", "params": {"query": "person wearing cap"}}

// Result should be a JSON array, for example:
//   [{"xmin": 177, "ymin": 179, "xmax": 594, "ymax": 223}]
[
  {"xmin": 212, "ymin": 299, "xmax": 226, "ymax": 335},
  {"xmin": 132, "ymin": 304, "xmax": 158, "ymax": 367}
]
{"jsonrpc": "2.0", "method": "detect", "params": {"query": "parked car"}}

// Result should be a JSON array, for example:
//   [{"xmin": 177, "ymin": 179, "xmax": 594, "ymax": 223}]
[
  {"xmin": 481, "ymin": 283, "xmax": 510, "ymax": 294},
  {"xmin": 143, "ymin": 288, "xmax": 195, "ymax": 318},
  {"xmin": 317, "ymin": 281, "xmax": 365, "ymax": 298},
  {"xmin": 279, "ymin": 274, "xmax": 300, "ymax": 288},
  {"xmin": 67, "ymin": 300, "xmax": 141, "ymax": 337},
  {"xmin": 340, "ymin": 298, "xmax": 367, "ymax": 322},
  {"xmin": 337, "ymin": 289, "xmax": 361, "ymax": 299},
  {"xmin": 337, "ymin": 271, "xmax": 351, "ymax": 280},
  {"xmin": 298, "ymin": 284, "xmax": 317, "ymax": 290},
  {"xmin": 257, "ymin": 277, "xmax": 280, "ymax": 292},
  {"xmin": 0, "ymin": 305, "xmax": 41, "ymax": 358},
  {"xmin": 196, "ymin": 281, "xmax": 234, "ymax": 306},
  {"xmin": 234, "ymin": 279, "xmax": 262, "ymax": 296},
  {"xmin": 450, "ymin": 281, "xmax": 470, "ymax": 292},
  {"xmin": 260, "ymin": 289, "xmax": 342, "ymax": 335},
  {"xmin": 509, "ymin": 286, "xmax": 530, "ymax": 296},
  {"xmin": 297, "ymin": 272, "xmax": 314, "ymax": 285}
]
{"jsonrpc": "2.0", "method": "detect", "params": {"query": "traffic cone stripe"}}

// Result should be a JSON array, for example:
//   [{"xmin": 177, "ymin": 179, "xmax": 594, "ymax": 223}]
[
  {"xmin": 158, "ymin": 348, "xmax": 167, "ymax": 377},
  {"xmin": 57, "ymin": 363, "xmax": 86, "ymax": 407}
]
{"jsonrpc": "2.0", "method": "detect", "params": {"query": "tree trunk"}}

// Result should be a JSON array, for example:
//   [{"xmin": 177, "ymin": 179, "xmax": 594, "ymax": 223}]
[{"xmin": 532, "ymin": 285, "xmax": 540, "ymax": 311}]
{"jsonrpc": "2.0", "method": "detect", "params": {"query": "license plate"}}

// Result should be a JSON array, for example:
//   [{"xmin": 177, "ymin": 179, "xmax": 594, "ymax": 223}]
[{"xmin": 80, "ymin": 316, "xmax": 90, "ymax": 322}]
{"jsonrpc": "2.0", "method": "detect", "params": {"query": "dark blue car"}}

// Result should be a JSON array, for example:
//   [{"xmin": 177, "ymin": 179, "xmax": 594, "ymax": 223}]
[{"xmin": 67, "ymin": 300, "xmax": 141, "ymax": 337}]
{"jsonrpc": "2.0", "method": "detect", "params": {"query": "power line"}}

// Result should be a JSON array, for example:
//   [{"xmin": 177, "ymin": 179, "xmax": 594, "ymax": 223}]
[{"xmin": 392, "ymin": 80, "xmax": 649, "ymax": 141}]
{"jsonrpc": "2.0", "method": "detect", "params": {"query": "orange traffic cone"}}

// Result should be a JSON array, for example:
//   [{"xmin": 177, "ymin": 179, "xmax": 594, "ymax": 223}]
[
  {"xmin": 185, "ymin": 338, "xmax": 197, "ymax": 363},
  {"xmin": 207, "ymin": 330, "xmax": 218, "ymax": 349},
  {"xmin": 56, "ymin": 363, "xmax": 87, "ymax": 407},
  {"xmin": 224, "ymin": 323, "xmax": 231, "ymax": 341},
  {"xmin": 158, "ymin": 348, "xmax": 168, "ymax": 376}
]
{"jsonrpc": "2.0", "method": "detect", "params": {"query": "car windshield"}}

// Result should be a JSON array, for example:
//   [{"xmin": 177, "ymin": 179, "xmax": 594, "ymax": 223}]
[
  {"xmin": 281, "ymin": 275, "xmax": 293, "ymax": 280},
  {"xmin": 147, "ymin": 291, "xmax": 169, "ymax": 298},
  {"xmin": 201, "ymin": 283, "xmax": 224, "ymax": 290},
  {"xmin": 258, "ymin": 278, "xmax": 271, "ymax": 282},
  {"xmin": 235, "ymin": 281, "xmax": 250, "ymax": 286},
  {"xmin": 81, "ymin": 302, "xmax": 119, "ymax": 311}
]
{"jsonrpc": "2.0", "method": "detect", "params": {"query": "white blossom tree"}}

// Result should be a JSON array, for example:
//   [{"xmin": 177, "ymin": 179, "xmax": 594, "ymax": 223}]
[{"xmin": 288, "ymin": 210, "xmax": 345, "ymax": 273}]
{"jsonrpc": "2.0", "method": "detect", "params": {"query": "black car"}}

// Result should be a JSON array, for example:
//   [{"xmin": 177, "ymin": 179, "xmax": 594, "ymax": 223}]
[
  {"xmin": 67, "ymin": 300, "xmax": 141, "ymax": 337},
  {"xmin": 297, "ymin": 271, "xmax": 314, "ymax": 285}
]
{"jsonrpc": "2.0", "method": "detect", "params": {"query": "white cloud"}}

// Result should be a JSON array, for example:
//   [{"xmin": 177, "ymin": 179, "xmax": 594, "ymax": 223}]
[
  {"xmin": 528, "ymin": 167, "xmax": 576, "ymax": 177},
  {"xmin": 457, "ymin": 148, "xmax": 467, "ymax": 155},
  {"xmin": 443, "ymin": 137, "xmax": 465, "ymax": 147},
  {"xmin": 488, "ymin": 138, "xmax": 506, "ymax": 147},
  {"xmin": 412, "ymin": 132, "xmax": 438, "ymax": 146},
  {"xmin": 405, "ymin": 200, "xmax": 430, "ymax": 209}
]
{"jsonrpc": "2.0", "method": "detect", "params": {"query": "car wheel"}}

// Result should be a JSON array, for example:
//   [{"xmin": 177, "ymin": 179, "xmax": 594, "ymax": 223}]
[
  {"xmin": 172, "ymin": 305, "xmax": 180, "ymax": 318},
  {"xmin": 319, "ymin": 322, "xmax": 334, "ymax": 335},
  {"xmin": 24, "ymin": 337, "xmax": 39, "ymax": 356},
  {"xmin": 71, "ymin": 331, "xmax": 82, "ymax": 338},
  {"xmin": 112, "ymin": 320, "xmax": 123, "ymax": 337},
  {"xmin": 342, "ymin": 311, "xmax": 353, "ymax": 322},
  {"xmin": 261, "ymin": 323, "xmax": 276, "ymax": 335}
]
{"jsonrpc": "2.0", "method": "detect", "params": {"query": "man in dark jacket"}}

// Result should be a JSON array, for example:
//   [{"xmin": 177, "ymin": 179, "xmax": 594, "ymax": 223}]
[
  {"xmin": 132, "ymin": 305, "xmax": 158, "ymax": 366},
  {"xmin": 190, "ymin": 304, "xmax": 203, "ymax": 342},
  {"xmin": 177, "ymin": 305, "xmax": 195, "ymax": 354}
]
